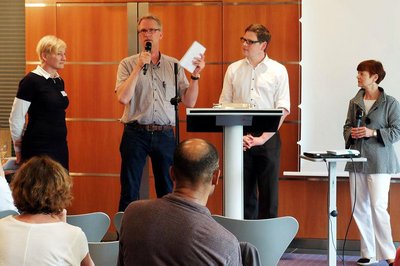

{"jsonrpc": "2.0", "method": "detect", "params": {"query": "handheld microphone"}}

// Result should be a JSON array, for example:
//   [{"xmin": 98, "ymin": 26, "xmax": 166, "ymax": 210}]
[
  {"xmin": 356, "ymin": 109, "xmax": 364, "ymax": 128},
  {"xmin": 143, "ymin": 42, "xmax": 152, "ymax": 75}
]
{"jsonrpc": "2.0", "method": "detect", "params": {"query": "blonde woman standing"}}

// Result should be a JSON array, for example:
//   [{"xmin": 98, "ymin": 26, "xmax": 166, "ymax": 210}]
[{"xmin": 9, "ymin": 35, "xmax": 69, "ymax": 170}]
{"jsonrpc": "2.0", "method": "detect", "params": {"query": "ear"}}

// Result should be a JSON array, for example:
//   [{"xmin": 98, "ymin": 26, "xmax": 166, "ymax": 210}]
[
  {"xmin": 373, "ymin": 73, "xmax": 379, "ymax": 83},
  {"xmin": 159, "ymin": 31, "xmax": 163, "ymax": 40},
  {"xmin": 40, "ymin": 52, "xmax": 48, "ymax": 63},
  {"xmin": 211, "ymin": 169, "xmax": 220, "ymax": 186},
  {"xmin": 170, "ymin": 166, "xmax": 176, "ymax": 182},
  {"xmin": 260, "ymin": 41, "xmax": 268, "ymax": 51}
]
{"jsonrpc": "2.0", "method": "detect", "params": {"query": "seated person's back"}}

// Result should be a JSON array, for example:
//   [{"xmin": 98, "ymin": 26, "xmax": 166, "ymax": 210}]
[
  {"xmin": 0, "ymin": 156, "xmax": 94, "ymax": 266},
  {"xmin": 0, "ymin": 215, "xmax": 89, "ymax": 265},
  {"xmin": 118, "ymin": 138, "xmax": 242, "ymax": 266}
]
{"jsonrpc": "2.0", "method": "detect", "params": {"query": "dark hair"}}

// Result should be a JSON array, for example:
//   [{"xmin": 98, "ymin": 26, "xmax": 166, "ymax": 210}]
[
  {"xmin": 173, "ymin": 139, "xmax": 219, "ymax": 184},
  {"xmin": 357, "ymin": 60, "xmax": 386, "ymax": 84},
  {"xmin": 245, "ymin": 24, "xmax": 271, "ymax": 44},
  {"xmin": 11, "ymin": 156, "xmax": 72, "ymax": 214}
]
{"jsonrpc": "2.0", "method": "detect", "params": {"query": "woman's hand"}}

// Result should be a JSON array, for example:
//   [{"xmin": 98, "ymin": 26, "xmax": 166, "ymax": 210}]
[{"xmin": 351, "ymin": 127, "xmax": 375, "ymax": 138}]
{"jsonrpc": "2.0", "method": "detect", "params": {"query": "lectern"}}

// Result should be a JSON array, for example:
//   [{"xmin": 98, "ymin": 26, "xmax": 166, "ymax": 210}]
[{"xmin": 186, "ymin": 108, "xmax": 283, "ymax": 219}]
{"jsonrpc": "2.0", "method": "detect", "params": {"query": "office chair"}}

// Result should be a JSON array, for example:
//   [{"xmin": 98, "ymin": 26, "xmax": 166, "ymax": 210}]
[
  {"xmin": 67, "ymin": 212, "xmax": 110, "ymax": 242},
  {"xmin": 0, "ymin": 209, "xmax": 18, "ymax": 219},
  {"xmin": 213, "ymin": 215, "xmax": 299, "ymax": 266},
  {"xmin": 113, "ymin": 211, "xmax": 124, "ymax": 234},
  {"xmin": 89, "ymin": 241, "xmax": 119, "ymax": 266}
]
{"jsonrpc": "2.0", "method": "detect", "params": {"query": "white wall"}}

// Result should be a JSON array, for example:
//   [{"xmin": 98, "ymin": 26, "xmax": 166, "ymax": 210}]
[{"xmin": 300, "ymin": 0, "xmax": 400, "ymax": 173}]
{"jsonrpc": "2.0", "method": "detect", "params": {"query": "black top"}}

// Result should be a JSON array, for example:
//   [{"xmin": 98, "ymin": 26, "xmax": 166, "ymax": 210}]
[{"xmin": 17, "ymin": 72, "xmax": 69, "ymax": 142}]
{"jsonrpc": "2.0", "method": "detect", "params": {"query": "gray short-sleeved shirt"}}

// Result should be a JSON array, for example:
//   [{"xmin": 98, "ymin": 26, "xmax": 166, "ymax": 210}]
[
  {"xmin": 116, "ymin": 53, "xmax": 190, "ymax": 125},
  {"xmin": 119, "ymin": 194, "xmax": 242, "ymax": 266}
]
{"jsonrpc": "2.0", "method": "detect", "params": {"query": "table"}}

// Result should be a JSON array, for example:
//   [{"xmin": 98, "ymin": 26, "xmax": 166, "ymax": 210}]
[{"xmin": 301, "ymin": 155, "xmax": 367, "ymax": 266}]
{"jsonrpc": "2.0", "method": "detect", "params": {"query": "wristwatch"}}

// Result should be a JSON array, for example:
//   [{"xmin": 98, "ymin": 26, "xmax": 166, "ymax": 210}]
[
  {"xmin": 191, "ymin": 74, "xmax": 200, "ymax": 80},
  {"xmin": 373, "ymin": 130, "xmax": 378, "ymax": 137}
]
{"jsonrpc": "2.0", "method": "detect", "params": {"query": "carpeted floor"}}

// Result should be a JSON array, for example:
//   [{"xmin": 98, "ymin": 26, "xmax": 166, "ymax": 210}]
[{"xmin": 279, "ymin": 252, "xmax": 390, "ymax": 266}]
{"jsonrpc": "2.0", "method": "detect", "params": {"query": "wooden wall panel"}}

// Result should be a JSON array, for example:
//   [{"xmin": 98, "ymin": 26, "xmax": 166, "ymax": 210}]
[
  {"xmin": 67, "ymin": 121, "xmax": 123, "ymax": 173},
  {"xmin": 390, "ymin": 183, "xmax": 400, "ymax": 241},
  {"xmin": 222, "ymin": 3, "xmax": 300, "ymax": 62},
  {"xmin": 286, "ymin": 64, "xmax": 300, "ymax": 120},
  {"xmin": 68, "ymin": 175, "xmax": 120, "ymax": 218},
  {"xmin": 149, "ymin": 4, "xmax": 222, "ymax": 64},
  {"xmin": 280, "ymin": 123, "xmax": 299, "ymax": 173},
  {"xmin": 61, "ymin": 65, "xmax": 123, "ymax": 118},
  {"xmin": 279, "ymin": 180, "xmax": 359, "ymax": 239},
  {"xmin": 56, "ymin": 5, "xmax": 127, "ymax": 62},
  {"xmin": 25, "ymin": 6, "xmax": 57, "ymax": 61},
  {"xmin": 223, "ymin": 0, "xmax": 300, "ymax": 2}
]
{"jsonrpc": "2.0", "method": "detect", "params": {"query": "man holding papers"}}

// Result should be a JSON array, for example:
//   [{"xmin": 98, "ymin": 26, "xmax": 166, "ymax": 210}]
[
  {"xmin": 219, "ymin": 24, "xmax": 290, "ymax": 219},
  {"xmin": 115, "ymin": 14, "xmax": 205, "ymax": 211}
]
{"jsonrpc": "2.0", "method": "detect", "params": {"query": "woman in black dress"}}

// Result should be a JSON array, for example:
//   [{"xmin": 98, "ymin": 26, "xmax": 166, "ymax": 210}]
[{"xmin": 9, "ymin": 35, "xmax": 69, "ymax": 170}]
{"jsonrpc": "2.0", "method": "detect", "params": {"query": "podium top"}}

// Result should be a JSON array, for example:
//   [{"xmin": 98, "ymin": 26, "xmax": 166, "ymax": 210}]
[
  {"xmin": 186, "ymin": 108, "xmax": 283, "ymax": 116},
  {"xmin": 186, "ymin": 108, "xmax": 283, "ymax": 133}
]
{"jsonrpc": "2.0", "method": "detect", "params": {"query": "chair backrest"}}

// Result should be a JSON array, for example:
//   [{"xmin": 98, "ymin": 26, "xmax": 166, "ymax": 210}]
[
  {"xmin": 0, "ymin": 209, "xmax": 18, "ymax": 219},
  {"xmin": 89, "ymin": 241, "xmax": 119, "ymax": 266},
  {"xmin": 113, "ymin": 211, "xmax": 124, "ymax": 234},
  {"xmin": 212, "ymin": 215, "xmax": 299, "ymax": 266},
  {"xmin": 67, "ymin": 212, "xmax": 110, "ymax": 242}
]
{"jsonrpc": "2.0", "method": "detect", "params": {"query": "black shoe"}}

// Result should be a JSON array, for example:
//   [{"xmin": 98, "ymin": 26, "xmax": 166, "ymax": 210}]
[{"xmin": 357, "ymin": 258, "xmax": 378, "ymax": 265}]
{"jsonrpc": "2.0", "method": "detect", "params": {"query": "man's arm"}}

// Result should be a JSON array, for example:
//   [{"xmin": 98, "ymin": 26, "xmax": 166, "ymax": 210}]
[
  {"xmin": 243, "ymin": 108, "xmax": 289, "ymax": 150},
  {"xmin": 116, "ymin": 52, "xmax": 150, "ymax": 105},
  {"xmin": 116, "ymin": 64, "xmax": 142, "ymax": 105}
]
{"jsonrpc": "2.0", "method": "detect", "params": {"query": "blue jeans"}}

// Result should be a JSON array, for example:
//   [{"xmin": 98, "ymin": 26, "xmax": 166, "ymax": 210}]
[{"xmin": 118, "ymin": 124, "xmax": 175, "ymax": 211}]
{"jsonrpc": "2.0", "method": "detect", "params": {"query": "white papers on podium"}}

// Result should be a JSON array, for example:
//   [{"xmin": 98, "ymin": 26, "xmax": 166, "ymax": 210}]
[
  {"xmin": 327, "ymin": 149, "xmax": 360, "ymax": 156},
  {"xmin": 179, "ymin": 41, "xmax": 206, "ymax": 73}
]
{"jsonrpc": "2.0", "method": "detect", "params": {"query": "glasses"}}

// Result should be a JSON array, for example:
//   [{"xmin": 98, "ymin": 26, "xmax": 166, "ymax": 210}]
[
  {"xmin": 138, "ymin": 28, "xmax": 160, "ymax": 35},
  {"xmin": 240, "ymin": 37, "xmax": 261, "ymax": 45}
]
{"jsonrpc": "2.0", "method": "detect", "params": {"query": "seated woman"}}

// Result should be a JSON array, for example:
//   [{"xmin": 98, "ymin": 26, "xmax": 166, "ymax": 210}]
[
  {"xmin": 0, "ymin": 156, "xmax": 94, "ymax": 266},
  {"xmin": 0, "ymin": 164, "xmax": 18, "ymax": 212}
]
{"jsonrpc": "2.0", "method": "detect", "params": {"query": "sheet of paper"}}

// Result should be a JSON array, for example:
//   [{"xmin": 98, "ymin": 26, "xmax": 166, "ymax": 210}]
[{"xmin": 179, "ymin": 41, "xmax": 206, "ymax": 73}]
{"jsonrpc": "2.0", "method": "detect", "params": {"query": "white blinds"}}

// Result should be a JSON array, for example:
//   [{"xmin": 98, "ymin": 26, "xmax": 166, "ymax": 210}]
[{"xmin": 0, "ymin": 0, "xmax": 25, "ymax": 128}]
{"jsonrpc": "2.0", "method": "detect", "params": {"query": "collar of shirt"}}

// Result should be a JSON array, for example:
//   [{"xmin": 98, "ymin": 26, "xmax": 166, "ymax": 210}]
[
  {"xmin": 32, "ymin": 65, "xmax": 60, "ymax": 79},
  {"xmin": 244, "ymin": 54, "xmax": 270, "ymax": 70}
]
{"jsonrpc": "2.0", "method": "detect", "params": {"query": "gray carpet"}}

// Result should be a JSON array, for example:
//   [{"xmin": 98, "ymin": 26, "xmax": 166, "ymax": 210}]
[{"xmin": 279, "ymin": 253, "xmax": 390, "ymax": 266}]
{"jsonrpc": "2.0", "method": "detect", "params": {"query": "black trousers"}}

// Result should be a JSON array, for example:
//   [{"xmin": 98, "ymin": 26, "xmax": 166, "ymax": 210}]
[{"xmin": 243, "ymin": 132, "xmax": 281, "ymax": 219}]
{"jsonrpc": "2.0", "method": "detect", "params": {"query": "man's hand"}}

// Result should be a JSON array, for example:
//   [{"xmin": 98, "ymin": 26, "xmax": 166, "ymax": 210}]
[
  {"xmin": 138, "ymin": 50, "xmax": 151, "ymax": 69},
  {"xmin": 192, "ymin": 54, "xmax": 205, "ymax": 76}
]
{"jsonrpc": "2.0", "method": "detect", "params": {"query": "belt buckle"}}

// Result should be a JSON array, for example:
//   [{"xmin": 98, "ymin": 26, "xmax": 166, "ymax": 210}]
[{"xmin": 146, "ymin": 124, "xmax": 154, "ymax": 131}]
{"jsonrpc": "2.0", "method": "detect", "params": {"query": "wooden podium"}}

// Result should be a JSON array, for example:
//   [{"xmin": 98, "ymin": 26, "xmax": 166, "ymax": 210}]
[{"xmin": 186, "ymin": 108, "xmax": 283, "ymax": 219}]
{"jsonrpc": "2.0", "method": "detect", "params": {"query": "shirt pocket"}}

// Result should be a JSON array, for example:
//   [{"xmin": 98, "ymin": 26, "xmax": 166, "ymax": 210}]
[{"xmin": 164, "ymin": 84, "xmax": 176, "ymax": 102}]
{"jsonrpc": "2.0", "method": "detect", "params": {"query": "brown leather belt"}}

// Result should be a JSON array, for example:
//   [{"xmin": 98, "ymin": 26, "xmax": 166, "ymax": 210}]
[{"xmin": 128, "ymin": 123, "xmax": 173, "ymax": 132}]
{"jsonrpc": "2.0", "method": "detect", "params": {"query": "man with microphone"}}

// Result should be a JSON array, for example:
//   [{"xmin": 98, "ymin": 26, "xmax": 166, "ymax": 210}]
[{"xmin": 115, "ymin": 14, "xmax": 205, "ymax": 211}]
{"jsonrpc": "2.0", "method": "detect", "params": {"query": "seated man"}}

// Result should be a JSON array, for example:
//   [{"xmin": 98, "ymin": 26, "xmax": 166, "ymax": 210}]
[{"xmin": 118, "ymin": 138, "xmax": 242, "ymax": 265}]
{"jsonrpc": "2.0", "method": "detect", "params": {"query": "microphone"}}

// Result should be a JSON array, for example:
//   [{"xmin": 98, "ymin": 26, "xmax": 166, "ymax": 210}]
[
  {"xmin": 356, "ymin": 108, "xmax": 364, "ymax": 128},
  {"xmin": 143, "ymin": 42, "xmax": 152, "ymax": 75}
]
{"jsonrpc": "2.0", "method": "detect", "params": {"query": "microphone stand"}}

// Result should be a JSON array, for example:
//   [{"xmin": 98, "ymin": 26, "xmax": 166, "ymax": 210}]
[{"xmin": 170, "ymin": 63, "xmax": 181, "ymax": 146}]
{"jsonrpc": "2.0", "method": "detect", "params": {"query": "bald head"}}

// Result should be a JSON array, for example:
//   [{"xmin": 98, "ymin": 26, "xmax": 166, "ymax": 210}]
[{"xmin": 173, "ymin": 139, "xmax": 219, "ymax": 185}]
